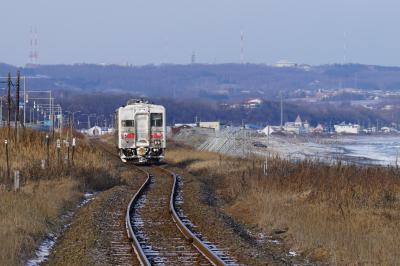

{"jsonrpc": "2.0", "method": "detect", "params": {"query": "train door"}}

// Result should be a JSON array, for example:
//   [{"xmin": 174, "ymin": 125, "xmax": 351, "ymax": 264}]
[{"xmin": 135, "ymin": 113, "xmax": 150, "ymax": 147}]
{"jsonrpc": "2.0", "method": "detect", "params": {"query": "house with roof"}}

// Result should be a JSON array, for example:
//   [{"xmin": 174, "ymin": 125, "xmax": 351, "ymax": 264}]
[
  {"xmin": 284, "ymin": 115, "xmax": 310, "ymax": 134},
  {"xmin": 312, "ymin": 123, "xmax": 325, "ymax": 134}
]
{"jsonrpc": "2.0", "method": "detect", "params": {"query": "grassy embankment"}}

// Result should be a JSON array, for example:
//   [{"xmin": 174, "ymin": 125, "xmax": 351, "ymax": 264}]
[
  {"xmin": 167, "ymin": 143, "xmax": 400, "ymax": 265},
  {"xmin": 0, "ymin": 128, "xmax": 121, "ymax": 265}
]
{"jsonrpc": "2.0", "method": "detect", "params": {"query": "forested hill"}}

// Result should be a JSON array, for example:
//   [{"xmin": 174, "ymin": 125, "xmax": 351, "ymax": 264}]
[
  {"xmin": 55, "ymin": 91, "xmax": 385, "ymax": 127},
  {"xmin": 1, "ymin": 63, "xmax": 400, "ymax": 100}
]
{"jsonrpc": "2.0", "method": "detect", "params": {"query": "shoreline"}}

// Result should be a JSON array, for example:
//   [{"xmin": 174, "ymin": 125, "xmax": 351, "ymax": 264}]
[{"xmin": 173, "ymin": 128, "xmax": 400, "ymax": 166}]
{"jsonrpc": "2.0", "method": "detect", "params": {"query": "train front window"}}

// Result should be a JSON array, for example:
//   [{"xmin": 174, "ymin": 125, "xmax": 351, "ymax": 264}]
[
  {"xmin": 151, "ymin": 113, "xmax": 163, "ymax": 127},
  {"xmin": 122, "ymin": 120, "xmax": 134, "ymax": 127}
]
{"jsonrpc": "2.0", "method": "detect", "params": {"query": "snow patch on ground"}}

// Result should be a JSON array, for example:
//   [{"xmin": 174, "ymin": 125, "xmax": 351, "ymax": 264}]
[
  {"xmin": 25, "ymin": 192, "xmax": 95, "ymax": 266},
  {"xmin": 26, "ymin": 234, "xmax": 56, "ymax": 266}
]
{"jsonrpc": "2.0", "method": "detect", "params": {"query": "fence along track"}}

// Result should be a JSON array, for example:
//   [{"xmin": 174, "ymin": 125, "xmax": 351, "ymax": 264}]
[{"xmin": 93, "ymin": 140, "xmax": 226, "ymax": 265}]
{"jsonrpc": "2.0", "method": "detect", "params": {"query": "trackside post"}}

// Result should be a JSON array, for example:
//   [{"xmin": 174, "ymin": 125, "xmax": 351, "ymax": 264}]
[
  {"xmin": 56, "ymin": 139, "xmax": 61, "ymax": 166},
  {"xmin": 46, "ymin": 134, "xmax": 50, "ymax": 168},
  {"xmin": 71, "ymin": 138, "xmax": 76, "ymax": 165},
  {"xmin": 5, "ymin": 139, "xmax": 10, "ymax": 187},
  {"xmin": 14, "ymin": 170, "xmax": 20, "ymax": 191},
  {"xmin": 66, "ymin": 140, "xmax": 70, "ymax": 167}
]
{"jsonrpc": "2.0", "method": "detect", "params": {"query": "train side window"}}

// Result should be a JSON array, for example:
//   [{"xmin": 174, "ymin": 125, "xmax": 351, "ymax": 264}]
[
  {"xmin": 122, "ymin": 120, "xmax": 134, "ymax": 127},
  {"xmin": 151, "ymin": 113, "xmax": 163, "ymax": 127}
]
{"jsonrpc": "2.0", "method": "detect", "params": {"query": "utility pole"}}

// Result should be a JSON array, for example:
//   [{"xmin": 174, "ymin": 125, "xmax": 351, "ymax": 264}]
[
  {"xmin": 23, "ymin": 77, "xmax": 26, "ymax": 125},
  {"xmin": 15, "ymin": 71, "xmax": 20, "ymax": 142},
  {"xmin": 69, "ymin": 113, "xmax": 72, "ymax": 139},
  {"xmin": 50, "ymin": 92, "xmax": 54, "ymax": 138},
  {"xmin": 7, "ymin": 73, "xmax": 12, "ymax": 139},
  {"xmin": 110, "ymin": 114, "xmax": 114, "ymax": 129},
  {"xmin": 60, "ymin": 109, "xmax": 63, "ymax": 139},
  {"xmin": 70, "ymin": 111, "xmax": 80, "ymax": 134},
  {"xmin": 242, "ymin": 119, "xmax": 245, "ymax": 157},
  {"xmin": 0, "ymin": 96, "xmax": 2, "ymax": 126},
  {"xmin": 52, "ymin": 108, "xmax": 55, "ymax": 139}
]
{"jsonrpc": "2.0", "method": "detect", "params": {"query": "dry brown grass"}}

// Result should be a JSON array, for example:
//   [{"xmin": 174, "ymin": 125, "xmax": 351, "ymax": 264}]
[
  {"xmin": 167, "ymin": 142, "xmax": 400, "ymax": 265},
  {"xmin": 0, "ymin": 128, "xmax": 122, "ymax": 265},
  {"xmin": 0, "ymin": 179, "xmax": 80, "ymax": 265}
]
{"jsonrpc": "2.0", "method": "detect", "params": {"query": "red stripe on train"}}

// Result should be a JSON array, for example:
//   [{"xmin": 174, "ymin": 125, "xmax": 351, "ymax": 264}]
[
  {"xmin": 151, "ymin": 133, "xmax": 162, "ymax": 139},
  {"xmin": 122, "ymin": 133, "xmax": 135, "ymax": 139}
]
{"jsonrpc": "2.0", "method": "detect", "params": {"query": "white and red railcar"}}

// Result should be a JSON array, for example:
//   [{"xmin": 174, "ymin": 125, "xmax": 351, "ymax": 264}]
[{"xmin": 115, "ymin": 99, "xmax": 166, "ymax": 163}]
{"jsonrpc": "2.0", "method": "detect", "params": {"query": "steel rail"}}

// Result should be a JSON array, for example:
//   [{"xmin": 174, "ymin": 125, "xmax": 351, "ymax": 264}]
[
  {"xmin": 125, "ymin": 170, "xmax": 152, "ymax": 266},
  {"xmin": 93, "ymin": 139, "xmax": 226, "ymax": 265},
  {"xmin": 156, "ymin": 166, "xmax": 227, "ymax": 266},
  {"xmin": 89, "ymin": 140, "xmax": 151, "ymax": 265}
]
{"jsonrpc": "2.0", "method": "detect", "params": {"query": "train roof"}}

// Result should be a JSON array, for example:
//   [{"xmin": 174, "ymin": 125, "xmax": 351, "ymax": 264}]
[
  {"xmin": 126, "ymin": 99, "xmax": 148, "ymax": 105},
  {"xmin": 116, "ymin": 101, "xmax": 165, "ymax": 113}
]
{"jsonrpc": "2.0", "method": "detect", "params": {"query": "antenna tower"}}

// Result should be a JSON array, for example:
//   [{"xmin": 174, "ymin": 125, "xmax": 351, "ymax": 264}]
[
  {"xmin": 240, "ymin": 31, "xmax": 244, "ymax": 64},
  {"xmin": 34, "ymin": 28, "xmax": 39, "ymax": 64},
  {"xmin": 191, "ymin": 51, "xmax": 196, "ymax": 64},
  {"xmin": 29, "ymin": 27, "xmax": 39, "ymax": 65},
  {"xmin": 29, "ymin": 27, "xmax": 34, "ymax": 64},
  {"xmin": 343, "ymin": 31, "xmax": 347, "ymax": 65}
]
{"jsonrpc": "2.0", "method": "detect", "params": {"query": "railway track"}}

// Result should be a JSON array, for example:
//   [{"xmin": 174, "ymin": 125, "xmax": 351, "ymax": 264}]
[{"xmin": 93, "ymin": 140, "xmax": 234, "ymax": 265}]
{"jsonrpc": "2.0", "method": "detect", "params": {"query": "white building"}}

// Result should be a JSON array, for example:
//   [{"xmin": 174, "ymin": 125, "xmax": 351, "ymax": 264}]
[
  {"xmin": 334, "ymin": 123, "xmax": 360, "ymax": 134},
  {"xmin": 260, "ymin": 125, "xmax": 280, "ymax": 136},
  {"xmin": 84, "ymin": 126, "xmax": 113, "ymax": 136},
  {"xmin": 275, "ymin": 59, "xmax": 296, "ymax": 68},
  {"xmin": 243, "ymin": 98, "xmax": 262, "ymax": 109},
  {"xmin": 198, "ymin": 121, "xmax": 220, "ymax": 132},
  {"xmin": 86, "ymin": 126, "xmax": 102, "ymax": 136},
  {"xmin": 381, "ymin": 126, "xmax": 398, "ymax": 133},
  {"xmin": 284, "ymin": 115, "xmax": 310, "ymax": 134},
  {"xmin": 174, "ymin": 123, "xmax": 197, "ymax": 127}
]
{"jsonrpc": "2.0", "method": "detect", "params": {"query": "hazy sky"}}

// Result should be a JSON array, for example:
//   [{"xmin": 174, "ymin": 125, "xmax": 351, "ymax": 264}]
[{"xmin": 1, "ymin": 0, "xmax": 400, "ymax": 66}]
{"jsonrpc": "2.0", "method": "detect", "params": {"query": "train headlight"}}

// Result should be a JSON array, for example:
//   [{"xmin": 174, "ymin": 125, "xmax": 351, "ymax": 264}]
[{"xmin": 137, "ymin": 147, "xmax": 146, "ymax": 156}]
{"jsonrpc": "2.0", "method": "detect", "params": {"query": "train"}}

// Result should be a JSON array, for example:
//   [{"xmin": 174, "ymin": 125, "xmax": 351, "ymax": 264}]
[{"xmin": 115, "ymin": 99, "xmax": 166, "ymax": 163}]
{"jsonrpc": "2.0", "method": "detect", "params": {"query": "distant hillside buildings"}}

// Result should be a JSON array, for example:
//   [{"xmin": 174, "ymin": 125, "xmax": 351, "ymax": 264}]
[
  {"xmin": 243, "ymin": 98, "xmax": 262, "ymax": 109},
  {"xmin": 260, "ymin": 115, "xmax": 311, "ymax": 135},
  {"xmin": 259, "ymin": 116, "xmax": 378, "ymax": 136},
  {"xmin": 275, "ymin": 59, "xmax": 296, "ymax": 68},
  {"xmin": 274, "ymin": 60, "xmax": 311, "ymax": 71}
]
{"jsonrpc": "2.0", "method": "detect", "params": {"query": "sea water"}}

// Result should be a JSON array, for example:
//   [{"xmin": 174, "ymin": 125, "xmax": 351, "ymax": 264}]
[{"xmin": 325, "ymin": 136, "xmax": 400, "ymax": 166}]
